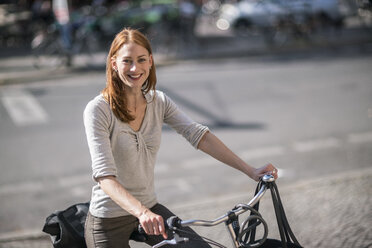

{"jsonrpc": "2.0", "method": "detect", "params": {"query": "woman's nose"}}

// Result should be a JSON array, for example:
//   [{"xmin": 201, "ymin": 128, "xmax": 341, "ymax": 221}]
[{"xmin": 130, "ymin": 62, "xmax": 137, "ymax": 71}]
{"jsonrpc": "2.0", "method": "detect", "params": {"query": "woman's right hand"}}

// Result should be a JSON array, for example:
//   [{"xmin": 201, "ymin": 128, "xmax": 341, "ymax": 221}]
[
  {"xmin": 139, "ymin": 209, "xmax": 167, "ymax": 239},
  {"xmin": 97, "ymin": 176, "xmax": 167, "ymax": 238}
]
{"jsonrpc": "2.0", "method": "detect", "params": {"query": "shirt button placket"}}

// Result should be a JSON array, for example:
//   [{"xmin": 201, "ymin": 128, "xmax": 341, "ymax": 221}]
[{"xmin": 135, "ymin": 133, "xmax": 142, "ymax": 151}]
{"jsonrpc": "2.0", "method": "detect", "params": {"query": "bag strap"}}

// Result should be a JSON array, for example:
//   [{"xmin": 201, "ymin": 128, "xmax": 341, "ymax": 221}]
[
  {"xmin": 247, "ymin": 180, "xmax": 302, "ymax": 248},
  {"xmin": 247, "ymin": 180, "xmax": 262, "ymax": 244},
  {"xmin": 269, "ymin": 182, "xmax": 288, "ymax": 248},
  {"xmin": 269, "ymin": 182, "xmax": 301, "ymax": 247}
]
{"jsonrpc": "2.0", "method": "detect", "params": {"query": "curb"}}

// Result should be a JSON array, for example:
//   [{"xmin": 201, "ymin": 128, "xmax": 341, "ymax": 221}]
[{"xmin": 0, "ymin": 231, "xmax": 49, "ymax": 243}]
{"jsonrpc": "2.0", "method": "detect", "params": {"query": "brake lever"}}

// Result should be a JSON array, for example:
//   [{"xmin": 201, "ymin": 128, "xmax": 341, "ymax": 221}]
[{"xmin": 152, "ymin": 233, "xmax": 189, "ymax": 248}]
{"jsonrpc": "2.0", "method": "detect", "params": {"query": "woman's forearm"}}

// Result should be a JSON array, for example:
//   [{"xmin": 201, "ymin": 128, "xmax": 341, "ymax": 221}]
[
  {"xmin": 98, "ymin": 176, "xmax": 168, "ymax": 238},
  {"xmin": 97, "ymin": 176, "xmax": 147, "ymax": 218},
  {"xmin": 197, "ymin": 131, "xmax": 255, "ymax": 178}
]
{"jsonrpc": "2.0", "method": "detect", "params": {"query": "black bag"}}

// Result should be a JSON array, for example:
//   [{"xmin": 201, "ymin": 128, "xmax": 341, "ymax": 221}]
[
  {"xmin": 247, "ymin": 181, "xmax": 303, "ymax": 248},
  {"xmin": 42, "ymin": 202, "xmax": 90, "ymax": 248}
]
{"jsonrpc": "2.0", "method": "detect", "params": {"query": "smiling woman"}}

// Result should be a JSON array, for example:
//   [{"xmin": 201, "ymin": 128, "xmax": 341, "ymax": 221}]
[{"xmin": 83, "ymin": 27, "xmax": 278, "ymax": 248}]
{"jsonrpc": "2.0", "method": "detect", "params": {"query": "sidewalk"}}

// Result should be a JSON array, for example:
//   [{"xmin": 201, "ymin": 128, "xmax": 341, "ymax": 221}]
[
  {"xmin": 1, "ymin": 21, "xmax": 372, "ymax": 86},
  {"xmin": 0, "ymin": 167, "xmax": 371, "ymax": 248}
]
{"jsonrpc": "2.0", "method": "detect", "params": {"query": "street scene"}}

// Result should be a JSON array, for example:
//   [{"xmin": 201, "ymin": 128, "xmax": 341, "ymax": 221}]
[{"xmin": 1, "ymin": 0, "xmax": 372, "ymax": 248}]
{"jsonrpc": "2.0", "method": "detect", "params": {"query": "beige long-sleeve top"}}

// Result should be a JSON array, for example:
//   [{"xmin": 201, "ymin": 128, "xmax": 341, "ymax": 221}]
[{"xmin": 83, "ymin": 90, "xmax": 209, "ymax": 218}]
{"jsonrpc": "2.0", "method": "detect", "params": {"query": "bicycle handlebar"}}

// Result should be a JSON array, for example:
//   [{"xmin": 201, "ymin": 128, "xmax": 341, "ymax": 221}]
[
  {"xmin": 139, "ymin": 174, "xmax": 275, "ymax": 248},
  {"xmin": 169, "ymin": 174, "xmax": 274, "ymax": 229}
]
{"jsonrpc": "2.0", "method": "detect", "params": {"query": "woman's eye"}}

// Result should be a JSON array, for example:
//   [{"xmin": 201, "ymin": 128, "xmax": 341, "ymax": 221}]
[
  {"xmin": 138, "ymin": 58, "xmax": 146, "ymax": 63},
  {"xmin": 123, "ymin": 59, "xmax": 131, "ymax": 64}
]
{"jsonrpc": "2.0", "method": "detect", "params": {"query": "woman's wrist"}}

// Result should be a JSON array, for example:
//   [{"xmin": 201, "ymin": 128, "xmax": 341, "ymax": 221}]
[
  {"xmin": 243, "ymin": 163, "xmax": 256, "ymax": 179},
  {"xmin": 137, "ymin": 208, "xmax": 149, "ymax": 219}
]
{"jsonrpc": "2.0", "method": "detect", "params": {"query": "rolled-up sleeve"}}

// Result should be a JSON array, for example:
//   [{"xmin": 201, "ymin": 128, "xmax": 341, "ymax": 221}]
[
  {"xmin": 162, "ymin": 92, "xmax": 209, "ymax": 149},
  {"xmin": 83, "ymin": 99, "xmax": 117, "ymax": 180}
]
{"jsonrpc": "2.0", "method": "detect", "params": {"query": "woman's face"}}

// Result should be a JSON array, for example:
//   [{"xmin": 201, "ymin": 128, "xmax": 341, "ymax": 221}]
[{"xmin": 112, "ymin": 42, "xmax": 153, "ymax": 91}]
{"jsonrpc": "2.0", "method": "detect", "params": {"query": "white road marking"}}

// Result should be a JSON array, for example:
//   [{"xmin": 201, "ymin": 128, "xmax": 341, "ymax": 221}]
[
  {"xmin": 348, "ymin": 132, "xmax": 372, "ymax": 144},
  {"xmin": 155, "ymin": 162, "xmax": 172, "ymax": 174},
  {"xmin": 239, "ymin": 146, "xmax": 286, "ymax": 160},
  {"xmin": 293, "ymin": 137, "xmax": 341, "ymax": 152},
  {"xmin": 156, "ymin": 178, "xmax": 194, "ymax": 193},
  {"xmin": 71, "ymin": 186, "xmax": 89, "ymax": 197},
  {"xmin": 178, "ymin": 146, "xmax": 286, "ymax": 170},
  {"xmin": 180, "ymin": 156, "xmax": 214, "ymax": 169},
  {"xmin": 1, "ymin": 88, "xmax": 48, "ymax": 126},
  {"xmin": 58, "ymin": 174, "xmax": 91, "ymax": 187},
  {"xmin": 0, "ymin": 181, "xmax": 44, "ymax": 195},
  {"xmin": 0, "ymin": 174, "xmax": 90, "ymax": 196}
]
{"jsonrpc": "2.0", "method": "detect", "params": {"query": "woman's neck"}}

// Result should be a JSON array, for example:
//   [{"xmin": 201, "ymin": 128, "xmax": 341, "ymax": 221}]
[{"xmin": 125, "ymin": 89, "xmax": 145, "ymax": 113}]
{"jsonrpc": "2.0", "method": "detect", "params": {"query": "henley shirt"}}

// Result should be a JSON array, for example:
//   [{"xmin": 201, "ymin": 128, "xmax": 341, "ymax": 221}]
[{"xmin": 83, "ymin": 90, "xmax": 209, "ymax": 218}]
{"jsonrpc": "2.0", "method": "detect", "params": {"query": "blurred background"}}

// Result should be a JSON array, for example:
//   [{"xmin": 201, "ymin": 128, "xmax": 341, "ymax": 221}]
[
  {"xmin": 0, "ymin": 0, "xmax": 371, "ymax": 248},
  {"xmin": 0, "ymin": 0, "xmax": 371, "ymax": 62}
]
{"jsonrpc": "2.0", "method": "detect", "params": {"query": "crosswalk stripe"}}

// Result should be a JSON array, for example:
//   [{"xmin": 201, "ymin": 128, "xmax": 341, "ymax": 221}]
[
  {"xmin": 348, "ymin": 132, "xmax": 372, "ymax": 143},
  {"xmin": 293, "ymin": 137, "xmax": 341, "ymax": 152},
  {"xmin": 239, "ymin": 146, "xmax": 286, "ymax": 160},
  {"xmin": 1, "ymin": 88, "xmax": 48, "ymax": 126}
]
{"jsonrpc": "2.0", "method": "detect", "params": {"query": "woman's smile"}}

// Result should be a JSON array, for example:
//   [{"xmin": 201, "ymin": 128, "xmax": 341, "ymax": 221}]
[{"xmin": 127, "ymin": 73, "xmax": 143, "ymax": 80}]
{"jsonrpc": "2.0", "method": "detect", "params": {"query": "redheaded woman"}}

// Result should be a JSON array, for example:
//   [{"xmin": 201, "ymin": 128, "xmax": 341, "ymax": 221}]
[{"xmin": 83, "ymin": 28, "xmax": 278, "ymax": 248}]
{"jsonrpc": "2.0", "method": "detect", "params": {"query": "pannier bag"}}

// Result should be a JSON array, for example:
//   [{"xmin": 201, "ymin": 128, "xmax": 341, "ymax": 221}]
[{"xmin": 42, "ymin": 202, "xmax": 90, "ymax": 248}]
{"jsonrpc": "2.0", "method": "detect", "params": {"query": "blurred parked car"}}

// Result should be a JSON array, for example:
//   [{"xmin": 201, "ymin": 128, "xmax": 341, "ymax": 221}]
[
  {"xmin": 216, "ymin": 0, "xmax": 286, "ymax": 34},
  {"xmin": 216, "ymin": 0, "xmax": 346, "ymax": 35}
]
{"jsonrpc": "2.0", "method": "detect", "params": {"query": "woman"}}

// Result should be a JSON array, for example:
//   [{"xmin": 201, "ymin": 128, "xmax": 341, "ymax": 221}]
[{"xmin": 83, "ymin": 28, "xmax": 278, "ymax": 248}]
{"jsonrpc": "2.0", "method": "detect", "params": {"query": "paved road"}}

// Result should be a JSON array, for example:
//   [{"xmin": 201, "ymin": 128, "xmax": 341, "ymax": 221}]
[{"xmin": 0, "ymin": 44, "xmax": 372, "ymax": 248}]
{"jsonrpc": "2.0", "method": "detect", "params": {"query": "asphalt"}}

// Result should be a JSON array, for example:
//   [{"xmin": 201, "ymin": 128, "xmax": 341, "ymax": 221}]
[{"xmin": 0, "ymin": 20, "xmax": 372, "ymax": 248}]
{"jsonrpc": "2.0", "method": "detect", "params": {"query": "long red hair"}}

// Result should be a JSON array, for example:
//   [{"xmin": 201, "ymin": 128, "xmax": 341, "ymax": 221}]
[{"xmin": 102, "ymin": 28, "xmax": 156, "ymax": 122}]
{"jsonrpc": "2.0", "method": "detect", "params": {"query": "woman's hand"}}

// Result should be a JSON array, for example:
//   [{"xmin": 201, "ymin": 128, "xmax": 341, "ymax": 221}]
[
  {"xmin": 252, "ymin": 163, "xmax": 278, "ymax": 181},
  {"xmin": 97, "ymin": 177, "xmax": 168, "ymax": 239},
  {"xmin": 139, "ymin": 209, "xmax": 167, "ymax": 239}
]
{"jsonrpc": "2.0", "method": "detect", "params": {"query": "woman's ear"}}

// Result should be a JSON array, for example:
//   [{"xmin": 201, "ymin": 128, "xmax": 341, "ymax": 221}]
[
  {"xmin": 149, "ymin": 54, "xmax": 153, "ymax": 68},
  {"xmin": 111, "ymin": 56, "xmax": 117, "ymax": 71}
]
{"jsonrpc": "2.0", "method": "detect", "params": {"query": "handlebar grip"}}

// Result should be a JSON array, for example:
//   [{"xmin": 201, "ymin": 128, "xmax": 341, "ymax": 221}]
[
  {"xmin": 138, "ymin": 216, "xmax": 179, "ymax": 234},
  {"xmin": 167, "ymin": 216, "xmax": 182, "ymax": 230},
  {"xmin": 138, "ymin": 224, "xmax": 146, "ymax": 234}
]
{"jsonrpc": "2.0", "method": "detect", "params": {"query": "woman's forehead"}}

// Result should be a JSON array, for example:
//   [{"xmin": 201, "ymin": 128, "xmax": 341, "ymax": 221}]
[{"xmin": 116, "ymin": 42, "xmax": 149, "ymax": 57}]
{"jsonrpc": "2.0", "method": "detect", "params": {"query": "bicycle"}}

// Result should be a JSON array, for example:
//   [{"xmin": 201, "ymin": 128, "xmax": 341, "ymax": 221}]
[
  {"xmin": 31, "ymin": 6, "xmax": 102, "ymax": 70},
  {"xmin": 132, "ymin": 174, "xmax": 301, "ymax": 248}
]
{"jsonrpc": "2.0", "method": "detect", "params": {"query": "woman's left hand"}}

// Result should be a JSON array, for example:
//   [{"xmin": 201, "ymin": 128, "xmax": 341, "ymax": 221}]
[{"xmin": 251, "ymin": 163, "xmax": 278, "ymax": 181}]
